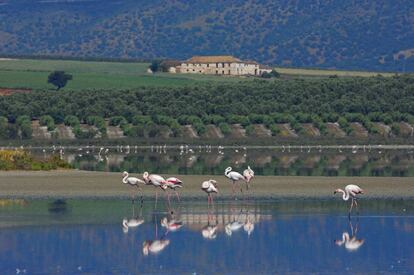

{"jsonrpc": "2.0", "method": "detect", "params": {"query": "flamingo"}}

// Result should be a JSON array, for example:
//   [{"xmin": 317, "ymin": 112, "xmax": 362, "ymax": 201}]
[
  {"xmin": 242, "ymin": 166, "xmax": 255, "ymax": 190},
  {"xmin": 164, "ymin": 177, "xmax": 184, "ymax": 202},
  {"xmin": 201, "ymin": 179, "xmax": 218, "ymax": 206},
  {"xmin": 334, "ymin": 184, "xmax": 364, "ymax": 217},
  {"xmin": 122, "ymin": 171, "xmax": 145, "ymax": 203},
  {"xmin": 225, "ymin": 167, "xmax": 246, "ymax": 196},
  {"xmin": 143, "ymin": 171, "xmax": 169, "ymax": 207}
]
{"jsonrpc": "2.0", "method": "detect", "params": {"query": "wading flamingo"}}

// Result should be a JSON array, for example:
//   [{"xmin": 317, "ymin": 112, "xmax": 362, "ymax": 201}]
[
  {"xmin": 122, "ymin": 171, "xmax": 145, "ymax": 203},
  {"xmin": 201, "ymin": 179, "xmax": 218, "ymax": 206},
  {"xmin": 243, "ymin": 166, "xmax": 255, "ymax": 190},
  {"xmin": 334, "ymin": 184, "xmax": 364, "ymax": 217},
  {"xmin": 165, "ymin": 177, "xmax": 183, "ymax": 202},
  {"xmin": 225, "ymin": 167, "xmax": 246, "ymax": 197},
  {"xmin": 143, "ymin": 171, "xmax": 169, "ymax": 208}
]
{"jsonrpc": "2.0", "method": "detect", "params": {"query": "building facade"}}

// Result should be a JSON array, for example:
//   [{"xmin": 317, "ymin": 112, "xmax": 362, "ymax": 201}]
[{"xmin": 175, "ymin": 56, "xmax": 272, "ymax": 76}]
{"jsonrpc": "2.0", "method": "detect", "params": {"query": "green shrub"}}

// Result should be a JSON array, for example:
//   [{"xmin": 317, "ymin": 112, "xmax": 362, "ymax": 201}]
[
  {"xmin": 132, "ymin": 115, "xmax": 153, "ymax": 126},
  {"xmin": 193, "ymin": 122, "xmax": 207, "ymax": 135},
  {"xmin": 125, "ymin": 125, "xmax": 145, "ymax": 137},
  {"xmin": 227, "ymin": 115, "xmax": 250, "ymax": 127},
  {"xmin": 39, "ymin": 115, "xmax": 56, "ymax": 131},
  {"xmin": 109, "ymin": 116, "xmax": 127, "ymax": 127},
  {"xmin": 64, "ymin": 115, "xmax": 80, "ymax": 127},
  {"xmin": 219, "ymin": 122, "xmax": 231, "ymax": 136}
]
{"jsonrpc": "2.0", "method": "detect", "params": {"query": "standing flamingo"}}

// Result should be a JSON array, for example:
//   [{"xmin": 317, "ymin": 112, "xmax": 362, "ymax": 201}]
[
  {"xmin": 243, "ymin": 166, "xmax": 255, "ymax": 190},
  {"xmin": 201, "ymin": 179, "xmax": 218, "ymax": 206},
  {"xmin": 143, "ymin": 171, "xmax": 169, "ymax": 208},
  {"xmin": 334, "ymin": 184, "xmax": 364, "ymax": 217},
  {"xmin": 164, "ymin": 177, "xmax": 183, "ymax": 202},
  {"xmin": 225, "ymin": 167, "xmax": 246, "ymax": 197},
  {"xmin": 122, "ymin": 171, "xmax": 145, "ymax": 203}
]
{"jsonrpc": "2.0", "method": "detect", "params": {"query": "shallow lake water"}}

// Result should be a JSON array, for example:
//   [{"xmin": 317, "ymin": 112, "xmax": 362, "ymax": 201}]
[
  {"xmin": 0, "ymin": 199, "xmax": 412, "ymax": 274},
  {"xmin": 28, "ymin": 146, "xmax": 414, "ymax": 176}
]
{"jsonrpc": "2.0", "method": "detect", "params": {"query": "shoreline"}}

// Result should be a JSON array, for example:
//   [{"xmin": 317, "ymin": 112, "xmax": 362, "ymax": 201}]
[{"xmin": 0, "ymin": 170, "xmax": 413, "ymax": 199}]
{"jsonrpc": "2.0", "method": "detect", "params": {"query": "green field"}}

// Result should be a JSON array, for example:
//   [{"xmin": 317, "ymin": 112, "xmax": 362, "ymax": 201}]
[
  {"xmin": 0, "ymin": 58, "xmax": 398, "ymax": 90},
  {"xmin": 0, "ymin": 58, "xmax": 248, "ymax": 90}
]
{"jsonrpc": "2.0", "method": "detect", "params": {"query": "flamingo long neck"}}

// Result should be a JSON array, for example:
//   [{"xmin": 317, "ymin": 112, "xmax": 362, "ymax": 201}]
[
  {"xmin": 225, "ymin": 168, "xmax": 232, "ymax": 176},
  {"xmin": 339, "ymin": 189, "xmax": 350, "ymax": 201},
  {"xmin": 122, "ymin": 175, "xmax": 129, "ymax": 184},
  {"xmin": 122, "ymin": 220, "xmax": 128, "ymax": 228}
]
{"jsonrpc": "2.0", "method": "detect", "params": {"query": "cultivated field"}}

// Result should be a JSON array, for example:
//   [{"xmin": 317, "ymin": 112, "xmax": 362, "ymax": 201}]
[{"xmin": 0, "ymin": 58, "xmax": 398, "ymax": 90}]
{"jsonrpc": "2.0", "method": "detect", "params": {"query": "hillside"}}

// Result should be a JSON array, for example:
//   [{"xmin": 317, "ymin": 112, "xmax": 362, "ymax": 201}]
[{"xmin": 0, "ymin": 0, "xmax": 413, "ymax": 72}]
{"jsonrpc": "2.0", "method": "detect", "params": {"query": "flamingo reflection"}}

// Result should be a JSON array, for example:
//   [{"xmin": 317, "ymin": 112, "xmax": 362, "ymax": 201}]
[
  {"xmin": 202, "ymin": 212, "xmax": 218, "ymax": 240},
  {"xmin": 335, "ymin": 220, "xmax": 365, "ymax": 252},
  {"xmin": 161, "ymin": 211, "xmax": 184, "ymax": 233},
  {"xmin": 143, "ymin": 214, "xmax": 170, "ymax": 256},
  {"xmin": 122, "ymin": 202, "xmax": 144, "ymax": 233}
]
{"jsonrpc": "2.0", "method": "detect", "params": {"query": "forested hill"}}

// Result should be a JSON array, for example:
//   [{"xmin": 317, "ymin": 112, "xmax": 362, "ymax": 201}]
[{"xmin": 0, "ymin": 0, "xmax": 413, "ymax": 72}]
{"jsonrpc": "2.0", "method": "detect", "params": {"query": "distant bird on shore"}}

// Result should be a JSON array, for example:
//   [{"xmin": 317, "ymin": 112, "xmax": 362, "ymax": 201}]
[
  {"xmin": 122, "ymin": 171, "xmax": 145, "ymax": 203},
  {"xmin": 334, "ymin": 184, "xmax": 364, "ymax": 217},
  {"xmin": 201, "ymin": 179, "xmax": 218, "ymax": 206}
]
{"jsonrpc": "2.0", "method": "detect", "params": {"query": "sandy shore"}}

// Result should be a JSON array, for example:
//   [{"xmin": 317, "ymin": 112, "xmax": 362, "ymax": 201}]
[{"xmin": 0, "ymin": 170, "xmax": 413, "ymax": 199}]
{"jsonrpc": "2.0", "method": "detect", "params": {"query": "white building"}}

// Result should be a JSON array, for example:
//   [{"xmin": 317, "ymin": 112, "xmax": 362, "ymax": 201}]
[{"xmin": 175, "ymin": 56, "xmax": 272, "ymax": 76}]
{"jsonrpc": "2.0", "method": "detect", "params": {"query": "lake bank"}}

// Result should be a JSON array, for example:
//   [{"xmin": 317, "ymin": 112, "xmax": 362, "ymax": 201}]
[{"xmin": 0, "ymin": 170, "xmax": 412, "ymax": 199}]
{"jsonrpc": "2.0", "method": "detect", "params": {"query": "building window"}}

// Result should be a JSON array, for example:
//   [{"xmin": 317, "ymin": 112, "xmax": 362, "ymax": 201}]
[
  {"xmin": 216, "ymin": 63, "xmax": 218, "ymax": 68},
  {"xmin": 207, "ymin": 64, "xmax": 209, "ymax": 67},
  {"xmin": 216, "ymin": 70, "xmax": 218, "ymax": 74},
  {"xmin": 222, "ymin": 70, "xmax": 224, "ymax": 74},
  {"xmin": 187, "ymin": 69, "xmax": 189, "ymax": 72},
  {"xmin": 228, "ymin": 70, "xmax": 231, "ymax": 75}
]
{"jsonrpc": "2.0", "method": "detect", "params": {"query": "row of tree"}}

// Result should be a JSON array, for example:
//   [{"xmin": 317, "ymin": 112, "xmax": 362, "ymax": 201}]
[
  {"xmin": 1, "ymin": 75, "xmax": 413, "ymax": 124},
  {"xmin": 1, "ymin": 111, "xmax": 412, "ymax": 139}
]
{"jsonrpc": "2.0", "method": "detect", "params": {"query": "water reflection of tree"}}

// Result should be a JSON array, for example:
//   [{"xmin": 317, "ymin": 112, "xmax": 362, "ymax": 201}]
[{"xmin": 64, "ymin": 149, "xmax": 414, "ymax": 177}]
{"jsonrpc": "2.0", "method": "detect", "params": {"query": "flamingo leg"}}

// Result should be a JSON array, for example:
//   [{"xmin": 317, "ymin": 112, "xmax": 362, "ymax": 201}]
[
  {"xmin": 232, "ymin": 181, "xmax": 236, "ymax": 198},
  {"xmin": 155, "ymin": 189, "xmax": 158, "ymax": 209},
  {"xmin": 348, "ymin": 198, "xmax": 355, "ymax": 219},
  {"xmin": 355, "ymin": 199, "xmax": 359, "ymax": 215},
  {"xmin": 175, "ymin": 190, "xmax": 181, "ymax": 202}
]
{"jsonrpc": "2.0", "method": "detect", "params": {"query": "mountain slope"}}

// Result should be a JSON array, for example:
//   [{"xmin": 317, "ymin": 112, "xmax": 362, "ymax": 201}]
[{"xmin": 0, "ymin": 0, "xmax": 413, "ymax": 71}]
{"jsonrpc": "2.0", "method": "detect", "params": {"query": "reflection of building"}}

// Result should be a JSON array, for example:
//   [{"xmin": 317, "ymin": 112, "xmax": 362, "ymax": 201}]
[{"xmin": 174, "ymin": 56, "xmax": 272, "ymax": 76}]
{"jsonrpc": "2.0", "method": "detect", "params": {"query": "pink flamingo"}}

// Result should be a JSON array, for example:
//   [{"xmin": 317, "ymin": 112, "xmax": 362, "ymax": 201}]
[
  {"xmin": 143, "ymin": 171, "xmax": 169, "ymax": 208},
  {"xmin": 334, "ymin": 184, "xmax": 364, "ymax": 218},
  {"xmin": 243, "ymin": 166, "xmax": 255, "ymax": 190},
  {"xmin": 164, "ymin": 177, "xmax": 184, "ymax": 202},
  {"xmin": 201, "ymin": 179, "xmax": 218, "ymax": 206}
]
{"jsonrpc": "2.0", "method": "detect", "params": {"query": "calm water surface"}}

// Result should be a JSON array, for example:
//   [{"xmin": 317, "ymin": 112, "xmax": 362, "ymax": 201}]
[
  {"xmin": 29, "ymin": 147, "xmax": 414, "ymax": 176},
  {"xmin": 0, "ymin": 199, "xmax": 412, "ymax": 274}
]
